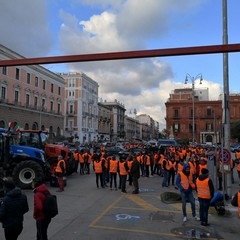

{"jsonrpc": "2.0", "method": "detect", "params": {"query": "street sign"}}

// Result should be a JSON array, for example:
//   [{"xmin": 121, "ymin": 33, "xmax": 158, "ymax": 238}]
[{"xmin": 218, "ymin": 148, "xmax": 231, "ymax": 164}]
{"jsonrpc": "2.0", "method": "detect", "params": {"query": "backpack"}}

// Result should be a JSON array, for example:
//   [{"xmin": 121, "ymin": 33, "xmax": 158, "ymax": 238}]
[{"xmin": 43, "ymin": 193, "xmax": 58, "ymax": 218}]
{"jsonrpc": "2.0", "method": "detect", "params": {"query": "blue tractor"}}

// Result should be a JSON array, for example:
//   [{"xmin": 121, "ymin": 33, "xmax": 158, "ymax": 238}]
[{"xmin": 0, "ymin": 128, "xmax": 49, "ymax": 188}]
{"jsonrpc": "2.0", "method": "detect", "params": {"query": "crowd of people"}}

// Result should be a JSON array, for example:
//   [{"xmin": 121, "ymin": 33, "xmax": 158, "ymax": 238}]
[{"xmin": 1, "ymin": 143, "xmax": 240, "ymax": 239}]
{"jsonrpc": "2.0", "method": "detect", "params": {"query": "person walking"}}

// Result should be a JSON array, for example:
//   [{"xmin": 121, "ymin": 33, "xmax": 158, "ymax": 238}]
[
  {"xmin": 130, "ymin": 155, "xmax": 141, "ymax": 194},
  {"xmin": 161, "ymin": 156, "xmax": 169, "ymax": 187},
  {"xmin": 176, "ymin": 164, "xmax": 200, "ymax": 222},
  {"xmin": 196, "ymin": 168, "xmax": 214, "ymax": 226},
  {"xmin": 55, "ymin": 155, "xmax": 66, "ymax": 192},
  {"xmin": 0, "ymin": 178, "xmax": 29, "ymax": 240},
  {"xmin": 32, "ymin": 178, "xmax": 52, "ymax": 240}
]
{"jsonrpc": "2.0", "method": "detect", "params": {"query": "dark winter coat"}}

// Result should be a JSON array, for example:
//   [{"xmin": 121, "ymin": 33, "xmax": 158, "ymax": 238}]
[
  {"xmin": 130, "ymin": 159, "xmax": 140, "ymax": 179},
  {"xmin": 33, "ymin": 184, "xmax": 50, "ymax": 220},
  {"xmin": 0, "ymin": 188, "xmax": 29, "ymax": 228}
]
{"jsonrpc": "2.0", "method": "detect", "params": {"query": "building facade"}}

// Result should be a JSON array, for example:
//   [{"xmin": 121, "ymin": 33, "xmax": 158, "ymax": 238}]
[
  {"xmin": 61, "ymin": 72, "xmax": 99, "ymax": 144},
  {"xmin": 166, "ymin": 88, "xmax": 240, "ymax": 144},
  {"xmin": 0, "ymin": 44, "xmax": 65, "ymax": 138},
  {"xmin": 100, "ymin": 100, "xmax": 126, "ymax": 142},
  {"xmin": 98, "ymin": 102, "xmax": 111, "ymax": 142}
]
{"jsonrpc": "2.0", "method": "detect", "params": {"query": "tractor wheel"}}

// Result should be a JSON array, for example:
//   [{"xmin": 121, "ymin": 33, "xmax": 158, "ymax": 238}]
[{"xmin": 12, "ymin": 160, "xmax": 44, "ymax": 189}]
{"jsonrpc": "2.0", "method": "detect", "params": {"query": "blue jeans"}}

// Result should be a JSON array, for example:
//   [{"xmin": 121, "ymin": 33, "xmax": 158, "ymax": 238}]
[
  {"xmin": 162, "ymin": 170, "xmax": 169, "ymax": 187},
  {"xmin": 198, "ymin": 198, "xmax": 211, "ymax": 224},
  {"xmin": 181, "ymin": 191, "xmax": 196, "ymax": 218}
]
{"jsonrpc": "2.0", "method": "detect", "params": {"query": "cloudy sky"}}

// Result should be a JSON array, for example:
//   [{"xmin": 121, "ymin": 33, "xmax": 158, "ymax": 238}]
[{"xmin": 1, "ymin": 0, "xmax": 240, "ymax": 130}]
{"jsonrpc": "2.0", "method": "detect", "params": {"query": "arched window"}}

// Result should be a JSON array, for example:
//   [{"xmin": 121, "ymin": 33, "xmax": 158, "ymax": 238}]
[
  {"xmin": 32, "ymin": 122, "xmax": 38, "ymax": 130},
  {"xmin": 24, "ymin": 123, "xmax": 29, "ymax": 130}
]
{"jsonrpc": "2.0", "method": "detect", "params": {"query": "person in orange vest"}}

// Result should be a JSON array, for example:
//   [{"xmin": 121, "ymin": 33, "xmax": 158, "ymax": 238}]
[
  {"xmin": 127, "ymin": 156, "xmax": 133, "ymax": 186},
  {"xmin": 141, "ymin": 152, "xmax": 151, "ymax": 177},
  {"xmin": 153, "ymin": 152, "xmax": 160, "ymax": 175},
  {"xmin": 108, "ymin": 155, "xmax": 119, "ymax": 190},
  {"xmin": 231, "ymin": 190, "xmax": 240, "ymax": 218},
  {"xmin": 119, "ymin": 157, "xmax": 129, "ymax": 193},
  {"xmin": 176, "ymin": 164, "xmax": 199, "ymax": 222},
  {"xmin": 167, "ymin": 157, "xmax": 176, "ymax": 186},
  {"xmin": 55, "ymin": 155, "xmax": 66, "ymax": 192},
  {"xmin": 93, "ymin": 157, "xmax": 105, "ymax": 188},
  {"xmin": 130, "ymin": 154, "xmax": 141, "ymax": 194},
  {"xmin": 83, "ymin": 151, "xmax": 91, "ymax": 174},
  {"xmin": 161, "ymin": 156, "xmax": 169, "ymax": 187},
  {"xmin": 196, "ymin": 168, "xmax": 214, "ymax": 226},
  {"xmin": 79, "ymin": 150, "xmax": 85, "ymax": 175},
  {"xmin": 197, "ymin": 158, "xmax": 207, "ymax": 177},
  {"xmin": 188, "ymin": 155, "xmax": 197, "ymax": 184},
  {"xmin": 73, "ymin": 149, "xmax": 79, "ymax": 173}
]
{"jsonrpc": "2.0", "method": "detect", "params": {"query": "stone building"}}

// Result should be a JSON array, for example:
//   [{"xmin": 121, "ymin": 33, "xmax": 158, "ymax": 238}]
[{"xmin": 0, "ymin": 44, "xmax": 65, "ymax": 138}]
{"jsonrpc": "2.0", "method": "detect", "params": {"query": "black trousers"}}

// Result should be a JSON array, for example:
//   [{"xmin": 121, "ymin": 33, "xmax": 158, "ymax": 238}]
[
  {"xmin": 198, "ymin": 198, "xmax": 211, "ymax": 224},
  {"xmin": 36, "ymin": 218, "xmax": 51, "ymax": 240},
  {"xmin": 132, "ymin": 176, "xmax": 139, "ymax": 192},
  {"xmin": 4, "ymin": 223, "xmax": 23, "ymax": 240},
  {"xmin": 110, "ymin": 172, "xmax": 117, "ymax": 188}
]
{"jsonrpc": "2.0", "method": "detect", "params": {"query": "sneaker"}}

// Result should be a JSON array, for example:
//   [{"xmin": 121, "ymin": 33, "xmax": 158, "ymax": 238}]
[
  {"xmin": 195, "ymin": 216, "xmax": 200, "ymax": 221},
  {"xmin": 183, "ymin": 216, "xmax": 187, "ymax": 222}
]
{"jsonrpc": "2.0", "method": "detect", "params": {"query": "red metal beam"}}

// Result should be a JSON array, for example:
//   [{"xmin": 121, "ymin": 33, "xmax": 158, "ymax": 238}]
[{"xmin": 0, "ymin": 43, "xmax": 240, "ymax": 67}]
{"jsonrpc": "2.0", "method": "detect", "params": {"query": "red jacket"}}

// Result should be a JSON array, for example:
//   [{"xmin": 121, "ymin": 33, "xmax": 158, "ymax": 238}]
[{"xmin": 33, "ymin": 184, "xmax": 50, "ymax": 220}]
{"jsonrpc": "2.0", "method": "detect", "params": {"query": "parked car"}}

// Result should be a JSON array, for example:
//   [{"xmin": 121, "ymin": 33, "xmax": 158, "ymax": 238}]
[
  {"xmin": 118, "ymin": 147, "xmax": 145, "ymax": 157},
  {"xmin": 104, "ymin": 146, "xmax": 125, "ymax": 156}
]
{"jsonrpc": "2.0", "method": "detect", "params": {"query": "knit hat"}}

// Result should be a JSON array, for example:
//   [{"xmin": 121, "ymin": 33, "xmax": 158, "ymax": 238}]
[{"xmin": 201, "ymin": 168, "xmax": 209, "ymax": 175}]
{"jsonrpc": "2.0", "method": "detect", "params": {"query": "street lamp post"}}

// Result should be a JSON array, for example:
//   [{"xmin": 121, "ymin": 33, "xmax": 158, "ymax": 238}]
[{"xmin": 185, "ymin": 73, "xmax": 203, "ymax": 145}]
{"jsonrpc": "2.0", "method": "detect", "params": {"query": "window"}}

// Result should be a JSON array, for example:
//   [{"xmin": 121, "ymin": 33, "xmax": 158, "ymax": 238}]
[
  {"xmin": 51, "ymin": 83, "xmax": 53, "ymax": 93},
  {"xmin": 26, "ymin": 94, "xmax": 30, "ymax": 107},
  {"xmin": 58, "ymin": 86, "xmax": 61, "ymax": 95},
  {"xmin": 16, "ymin": 68, "xmax": 20, "ymax": 80},
  {"xmin": 58, "ymin": 103, "xmax": 61, "ymax": 113},
  {"xmin": 1, "ymin": 86, "xmax": 6, "ymax": 100},
  {"xmin": 207, "ymin": 108, "xmax": 212, "ymax": 117},
  {"xmin": 42, "ymin": 99, "xmax": 45, "ymax": 110},
  {"xmin": 50, "ymin": 101, "xmax": 53, "ymax": 111},
  {"xmin": 174, "ymin": 123, "xmax": 180, "ymax": 133},
  {"xmin": 14, "ymin": 90, "xmax": 19, "ymax": 103},
  {"xmin": 70, "ymin": 105, "xmax": 73, "ymax": 113},
  {"xmin": 34, "ymin": 96, "xmax": 38, "ymax": 108},
  {"xmin": 35, "ymin": 77, "xmax": 38, "ymax": 87},
  {"xmin": 27, "ymin": 73, "xmax": 31, "ymax": 84},
  {"xmin": 206, "ymin": 123, "xmax": 212, "ymax": 131},
  {"xmin": 2, "ymin": 66, "xmax": 7, "ymax": 75},
  {"xmin": 43, "ymin": 80, "xmax": 46, "ymax": 90},
  {"xmin": 174, "ymin": 109, "xmax": 179, "ymax": 118}
]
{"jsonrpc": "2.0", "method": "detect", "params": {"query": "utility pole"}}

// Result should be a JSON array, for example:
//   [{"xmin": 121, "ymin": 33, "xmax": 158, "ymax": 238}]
[{"xmin": 222, "ymin": 0, "xmax": 231, "ymax": 197}]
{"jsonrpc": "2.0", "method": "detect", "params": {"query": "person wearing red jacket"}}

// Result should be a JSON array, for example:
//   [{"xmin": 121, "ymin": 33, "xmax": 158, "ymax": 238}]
[{"xmin": 32, "ymin": 178, "xmax": 51, "ymax": 240}]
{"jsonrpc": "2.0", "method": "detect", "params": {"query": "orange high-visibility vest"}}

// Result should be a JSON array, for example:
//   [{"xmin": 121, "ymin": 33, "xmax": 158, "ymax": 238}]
[
  {"xmin": 119, "ymin": 162, "xmax": 128, "ymax": 175},
  {"xmin": 55, "ymin": 160, "xmax": 66, "ymax": 173},
  {"xmin": 188, "ymin": 161, "xmax": 196, "ymax": 175},
  {"xmin": 198, "ymin": 164, "xmax": 207, "ymax": 175},
  {"xmin": 127, "ymin": 160, "xmax": 133, "ymax": 173},
  {"xmin": 179, "ymin": 172, "xmax": 194, "ymax": 190},
  {"xmin": 235, "ymin": 152, "xmax": 240, "ymax": 159},
  {"xmin": 79, "ymin": 154, "xmax": 84, "ymax": 163},
  {"xmin": 109, "ymin": 159, "xmax": 118, "ymax": 173},
  {"xmin": 238, "ymin": 192, "xmax": 240, "ymax": 218},
  {"xmin": 73, "ymin": 152, "xmax": 79, "ymax": 161},
  {"xmin": 94, "ymin": 160, "xmax": 103, "ymax": 173},
  {"xmin": 196, "ymin": 178, "xmax": 211, "ymax": 199}
]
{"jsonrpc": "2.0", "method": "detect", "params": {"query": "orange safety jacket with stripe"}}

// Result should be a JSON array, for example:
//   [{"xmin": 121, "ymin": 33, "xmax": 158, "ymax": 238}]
[
  {"xmin": 238, "ymin": 192, "xmax": 240, "ymax": 218},
  {"xmin": 198, "ymin": 164, "xmax": 207, "ymax": 176},
  {"xmin": 55, "ymin": 159, "xmax": 66, "ymax": 174},
  {"xmin": 136, "ymin": 155, "xmax": 142, "ymax": 164},
  {"xmin": 188, "ymin": 161, "xmax": 196, "ymax": 175},
  {"xmin": 73, "ymin": 152, "xmax": 79, "ymax": 161},
  {"xmin": 93, "ymin": 160, "xmax": 103, "ymax": 173},
  {"xmin": 109, "ymin": 159, "xmax": 119, "ymax": 173},
  {"xmin": 179, "ymin": 172, "xmax": 195, "ymax": 190},
  {"xmin": 196, "ymin": 178, "xmax": 211, "ymax": 199},
  {"xmin": 141, "ymin": 155, "xmax": 150, "ymax": 165},
  {"xmin": 79, "ymin": 154, "xmax": 84, "ymax": 163},
  {"xmin": 167, "ymin": 160, "xmax": 175, "ymax": 171},
  {"xmin": 119, "ymin": 162, "xmax": 128, "ymax": 175},
  {"xmin": 127, "ymin": 160, "xmax": 133, "ymax": 173}
]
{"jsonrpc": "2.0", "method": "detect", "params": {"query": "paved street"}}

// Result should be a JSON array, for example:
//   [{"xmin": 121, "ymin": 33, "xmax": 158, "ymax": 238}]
[{"xmin": 0, "ymin": 169, "xmax": 239, "ymax": 240}]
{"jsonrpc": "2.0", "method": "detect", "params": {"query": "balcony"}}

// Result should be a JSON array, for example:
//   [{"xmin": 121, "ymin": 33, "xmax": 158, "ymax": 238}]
[{"xmin": 66, "ymin": 111, "xmax": 75, "ymax": 116}]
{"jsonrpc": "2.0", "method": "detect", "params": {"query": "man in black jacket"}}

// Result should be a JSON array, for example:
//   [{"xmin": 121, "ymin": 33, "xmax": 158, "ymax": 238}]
[
  {"xmin": 0, "ymin": 178, "xmax": 29, "ymax": 240},
  {"xmin": 130, "ymin": 155, "xmax": 140, "ymax": 194}
]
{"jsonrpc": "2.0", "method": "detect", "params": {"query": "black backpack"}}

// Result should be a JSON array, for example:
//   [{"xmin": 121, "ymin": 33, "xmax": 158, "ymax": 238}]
[{"xmin": 43, "ymin": 193, "xmax": 58, "ymax": 218}]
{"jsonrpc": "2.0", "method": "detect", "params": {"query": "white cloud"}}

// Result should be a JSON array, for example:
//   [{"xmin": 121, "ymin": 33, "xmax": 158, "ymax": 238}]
[{"xmin": 0, "ymin": 0, "xmax": 53, "ymax": 57}]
